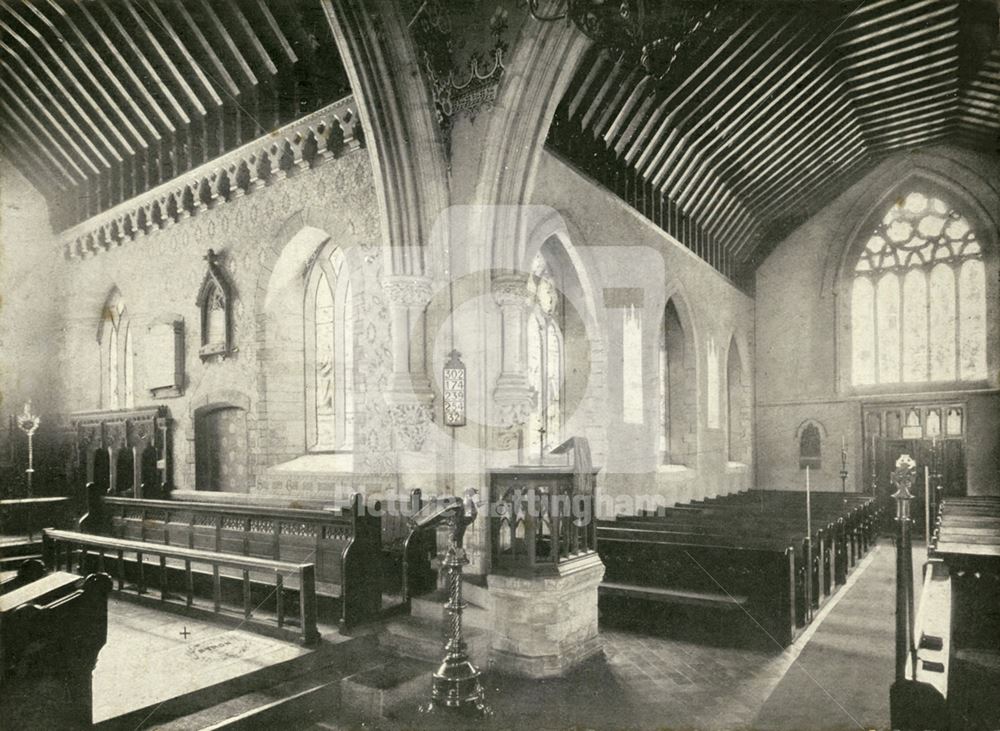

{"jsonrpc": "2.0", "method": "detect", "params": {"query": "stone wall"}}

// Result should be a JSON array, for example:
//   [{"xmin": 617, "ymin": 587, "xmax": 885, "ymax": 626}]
[
  {"xmin": 532, "ymin": 151, "xmax": 757, "ymax": 509},
  {"xmin": 755, "ymin": 145, "xmax": 1000, "ymax": 495},
  {"xmin": 48, "ymin": 147, "xmax": 390, "ymax": 496}
]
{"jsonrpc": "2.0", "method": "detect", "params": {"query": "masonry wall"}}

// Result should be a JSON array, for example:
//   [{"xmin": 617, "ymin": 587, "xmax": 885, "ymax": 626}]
[
  {"xmin": 0, "ymin": 162, "xmax": 66, "ymax": 418},
  {"xmin": 49, "ymin": 148, "xmax": 390, "ymax": 497},
  {"xmin": 532, "ymin": 151, "xmax": 756, "ymax": 511},
  {"xmin": 755, "ymin": 145, "xmax": 1000, "ymax": 496}
]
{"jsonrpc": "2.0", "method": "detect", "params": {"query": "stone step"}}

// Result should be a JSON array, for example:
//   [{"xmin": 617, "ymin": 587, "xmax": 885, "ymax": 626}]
[
  {"xmin": 379, "ymin": 616, "xmax": 489, "ymax": 668},
  {"xmin": 410, "ymin": 589, "xmax": 492, "ymax": 630},
  {"xmin": 152, "ymin": 677, "xmax": 341, "ymax": 731},
  {"xmin": 339, "ymin": 657, "xmax": 432, "ymax": 720}
]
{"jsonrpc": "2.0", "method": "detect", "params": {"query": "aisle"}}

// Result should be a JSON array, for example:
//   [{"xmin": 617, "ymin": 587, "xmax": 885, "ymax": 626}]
[{"xmin": 752, "ymin": 540, "xmax": 919, "ymax": 731}]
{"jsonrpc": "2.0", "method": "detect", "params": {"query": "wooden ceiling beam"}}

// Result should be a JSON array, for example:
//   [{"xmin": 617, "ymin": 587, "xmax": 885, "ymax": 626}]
[
  {"xmin": 667, "ymin": 26, "xmax": 816, "ymax": 206},
  {"xmin": 593, "ymin": 67, "xmax": 644, "ymax": 140},
  {"xmin": 683, "ymin": 40, "xmax": 834, "ymax": 218},
  {"xmin": 838, "ymin": 3, "xmax": 958, "ymax": 47},
  {"xmin": 0, "ymin": 52, "xmax": 119, "ymax": 167},
  {"xmin": 25, "ymin": 0, "xmax": 161, "ymax": 146},
  {"xmin": 629, "ymin": 15, "xmax": 761, "ymax": 171},
  {"xmin": 0, "ymin": 87, "xmax": 96, "ymax": 181},
  {"xmin": 160, "ymin": 0, "xmax": 240, "ymax": 98},
  {"xmin": 193, "ymin": 0, "xmax": 259, "ymax": 89},
  {"xmin": 0, "ymin": 100, "xmax": 83, "ymax": 186},
  {"xmin": 566, "ymin": 50, "xmax": 610, "ymax": 121},
  {"xmin": 0, "ymin": 137, "xmax": 70, "ymax": 195},
  {"xmin": 139, "ymin": 0, "xmax": 224, "ymax": 108},
  {"xmin": 252, "ymin": 0, "xmax": 297, "ymax": 65},
  {"xmin": 580, "ymin": 59, "xmax": 626, "ymax": 133},
  {"xmin": 0, "ymin": 11, "xmax": 137, "ymax": 156},
  {"xmin": 221, "ymin": 0, "xmax": 277, "ymax": 76},
  {"xmin": 43, "ymin": 0, "xmax": 169, "ymax": 138},
  {"xmin": 0, "ymin": 19, "xmax": 135, "ymax": 157},
  {"xmin": 0, "ymin": 74, "xmax": 107, "ymax": 175},
  {"xmin": 67, "ymin": 0, "xmax": 176, "ymax": 133},
  {"xmin": 116, "ymin": 0, "xmax": 208, "ymax": 115},
  {"xmin": 95, "ymin": 0, "xmax": 191, "ymax": 125}
]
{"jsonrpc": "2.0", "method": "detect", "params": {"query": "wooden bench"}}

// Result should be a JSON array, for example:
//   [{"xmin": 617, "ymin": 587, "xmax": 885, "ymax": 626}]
[
  {"xmin": 44, "ymin": 528, "xmax": 319, "ymax": 645},
  {"xmin": 0, "ymin": 568, "xmax": 113, "ymax": 728},
  {"xmin": 82, "ymin": 490, "xmax": 381, "ymax": 628},
  {"xmin": 598, "ymin": 534, "xmax": 797, "ymax": 646},
  {"xmin": 166, "ymin": 488, "xmax": 437, "ymax": 602}
]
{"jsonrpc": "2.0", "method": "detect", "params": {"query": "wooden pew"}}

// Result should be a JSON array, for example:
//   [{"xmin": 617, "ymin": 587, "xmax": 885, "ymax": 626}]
[
  {"xmin": 892, "ymin": 496, "xmax": 1000, "ymax": 730},
  {"xmin": 597, "ymin": 492, "xmax": 878, "ymax": 644},
  {"xmin": 83, "ymin": 491, "xmax": 382, "ymax": 629},
  {"xmin": 0, "ymin": 568, "xmax": 113, "ymax": 728},
  {"xmin": 599, "ymin": 534, "xmax": 797, "ymax": 646},
  {"xmin": 168, "ymin": 489, "xmax": 437, "ymax": 603}
]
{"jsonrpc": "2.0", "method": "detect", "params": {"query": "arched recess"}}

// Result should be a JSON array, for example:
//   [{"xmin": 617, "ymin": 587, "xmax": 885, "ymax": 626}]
[
  {"xmin": 194, "ymin": 402, "xmax": 250, "ymax": 493},
  {"xmin": 257, "ymin": 223, "xmax": 362, "ymax": 468},
  {"xmin": 659, "ymin": 295, "xmax": 698, "ymax": 466},
  {"xmin": 726, "ymin": 336, "xmax": 751, "ymax": 464},
  {"xmin": 825, "ymin": 157, "xmax": 1000, "ymax": 393},
  {"xmin": 521, "ymin": 234, "xmax": 594, "ymax": 461},
  {"xmin": 96, "ymin": 287, "xmax": 135, "ymax": 411},
  {"xmin": 319, "ymin": 0, "xmax": 448, "ymax": 278},
  {"xmin": 796, "ymin": 419, "xmax": 827, "ymax": 470}
]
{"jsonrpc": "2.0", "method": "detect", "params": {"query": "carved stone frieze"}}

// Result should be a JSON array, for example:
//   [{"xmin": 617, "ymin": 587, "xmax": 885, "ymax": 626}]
[
  {"xmin": 382, "ymin": 275, "xmax": 434, "ymax": 309},
  {"xmin": 491, "ymin": 273, "xmax": 532, "ymax": 308}
]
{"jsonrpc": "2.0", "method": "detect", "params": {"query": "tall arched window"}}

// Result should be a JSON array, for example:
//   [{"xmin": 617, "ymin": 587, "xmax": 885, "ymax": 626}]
[
  {"xmin": 526, "ymin": 251, "xmax": 564, "ymax": 462},
  {"xmin": 659, "ymin": 299, "xmax": 690, "ymax": 465},
  {"xmin": 852, "ymin": 192, "xmax": 987, "ymax": 385},
  {"xmin": 305, "ymin": 244, "xmax": 354, "ymax": 451},
  {"xmin": 100, "ymin": 290, "xmax": 134, "ymax": 410},
  {"xmin": 726, "ymin": 338, "xmax": 749, "ymax": 463}
]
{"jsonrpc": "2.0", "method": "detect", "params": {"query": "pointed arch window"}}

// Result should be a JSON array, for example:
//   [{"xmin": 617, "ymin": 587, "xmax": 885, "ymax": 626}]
[
  {"xmin": 526, "ymin": 251, "xmax": 564, "ymax": 462},
  {"xmin": 658, "ymin": 299, "xmax": 690, "ymax": 466},
  {"xmin": 851, "ymin": 192, "xmax": 986, "ymax": 386},
  {"xmin": 99, "ymin": 290, "xmax": 135, "ymax": 410},
  {"xmin": 305, "ymin": 244, "xmax": 354, "ymax": 452}
]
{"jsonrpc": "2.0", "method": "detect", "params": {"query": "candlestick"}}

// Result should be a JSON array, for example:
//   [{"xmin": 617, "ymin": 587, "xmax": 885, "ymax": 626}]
[{"xmin": 806, "ymin": 465, "xmax": 812, "ymax": 537}]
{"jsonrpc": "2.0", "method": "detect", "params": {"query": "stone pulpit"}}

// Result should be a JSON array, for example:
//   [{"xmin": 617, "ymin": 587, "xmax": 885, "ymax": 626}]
[{"xmin": 487, "ymin": 437, "xmax": 605, "ymax": 677}]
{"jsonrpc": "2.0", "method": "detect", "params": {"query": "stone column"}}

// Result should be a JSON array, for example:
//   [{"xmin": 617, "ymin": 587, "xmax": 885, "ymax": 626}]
[
  {"xmin": 491, "ymin": 274, "xmax": 535, "ymax": 437},
  {"xmin": 383, "ymin": 275, "xmax": 435, "ymax": 451}
]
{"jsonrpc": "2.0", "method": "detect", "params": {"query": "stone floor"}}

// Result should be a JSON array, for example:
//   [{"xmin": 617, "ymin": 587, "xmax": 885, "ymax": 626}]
[
  {"xmin": 88, "ymin": 538, "xmax": 919, "ymax": 730},
  {"xmin": 348, "ymin": 539, "xmax": 913, "ymax": 731},
  {"xmin": 92, "ymin": 598, "xmax": 316, "ymax": 723}
]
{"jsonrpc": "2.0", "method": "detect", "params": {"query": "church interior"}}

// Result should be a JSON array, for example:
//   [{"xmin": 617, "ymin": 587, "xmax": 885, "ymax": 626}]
[{"xmin": 0, "ymin": 1, "xmax": 998, "ymax": 729}]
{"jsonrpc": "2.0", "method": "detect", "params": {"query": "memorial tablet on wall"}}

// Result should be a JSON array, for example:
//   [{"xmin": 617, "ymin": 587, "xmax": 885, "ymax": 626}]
[{"xmin": 146, "ymin": 317, "xmax": 184, "ymax": 398}]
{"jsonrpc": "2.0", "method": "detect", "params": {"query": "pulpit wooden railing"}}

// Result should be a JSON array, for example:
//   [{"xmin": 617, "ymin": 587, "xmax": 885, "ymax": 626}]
[{"xmin": 488, "ymin": 437, "xmax": 600, "ymax": 576}]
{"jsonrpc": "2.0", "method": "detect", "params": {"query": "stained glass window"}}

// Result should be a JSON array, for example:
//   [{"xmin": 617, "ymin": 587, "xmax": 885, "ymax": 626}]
[
  {"xmin": 851, "ymin": 192, "xmax": 986, "ymax": 385},
  {"xmin": 308, "ymin": 246, "xmax": 353, "ymax": 451},
  {"xmin": 526, "ymin": 252, "xmax": 563, "ymax": 462}
]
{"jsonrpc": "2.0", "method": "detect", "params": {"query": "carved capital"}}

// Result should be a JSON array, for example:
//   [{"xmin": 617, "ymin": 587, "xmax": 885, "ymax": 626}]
[
  {"xmin": 491, "ymin": 273, "xmax": 531, "ymax": 308},
  {"xmin": 493, "ymin": 373, "xmax": 536, "ymax": 429},
  {"xmin": 383, "ymin": 275, "xmax": 434, "ymax": 309}
]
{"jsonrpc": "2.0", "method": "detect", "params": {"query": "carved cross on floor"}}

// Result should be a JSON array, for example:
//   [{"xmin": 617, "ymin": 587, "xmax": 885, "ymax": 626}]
[{"xmin": 180, "ymin": 626, "xmax": 191, "ymax": 639}]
